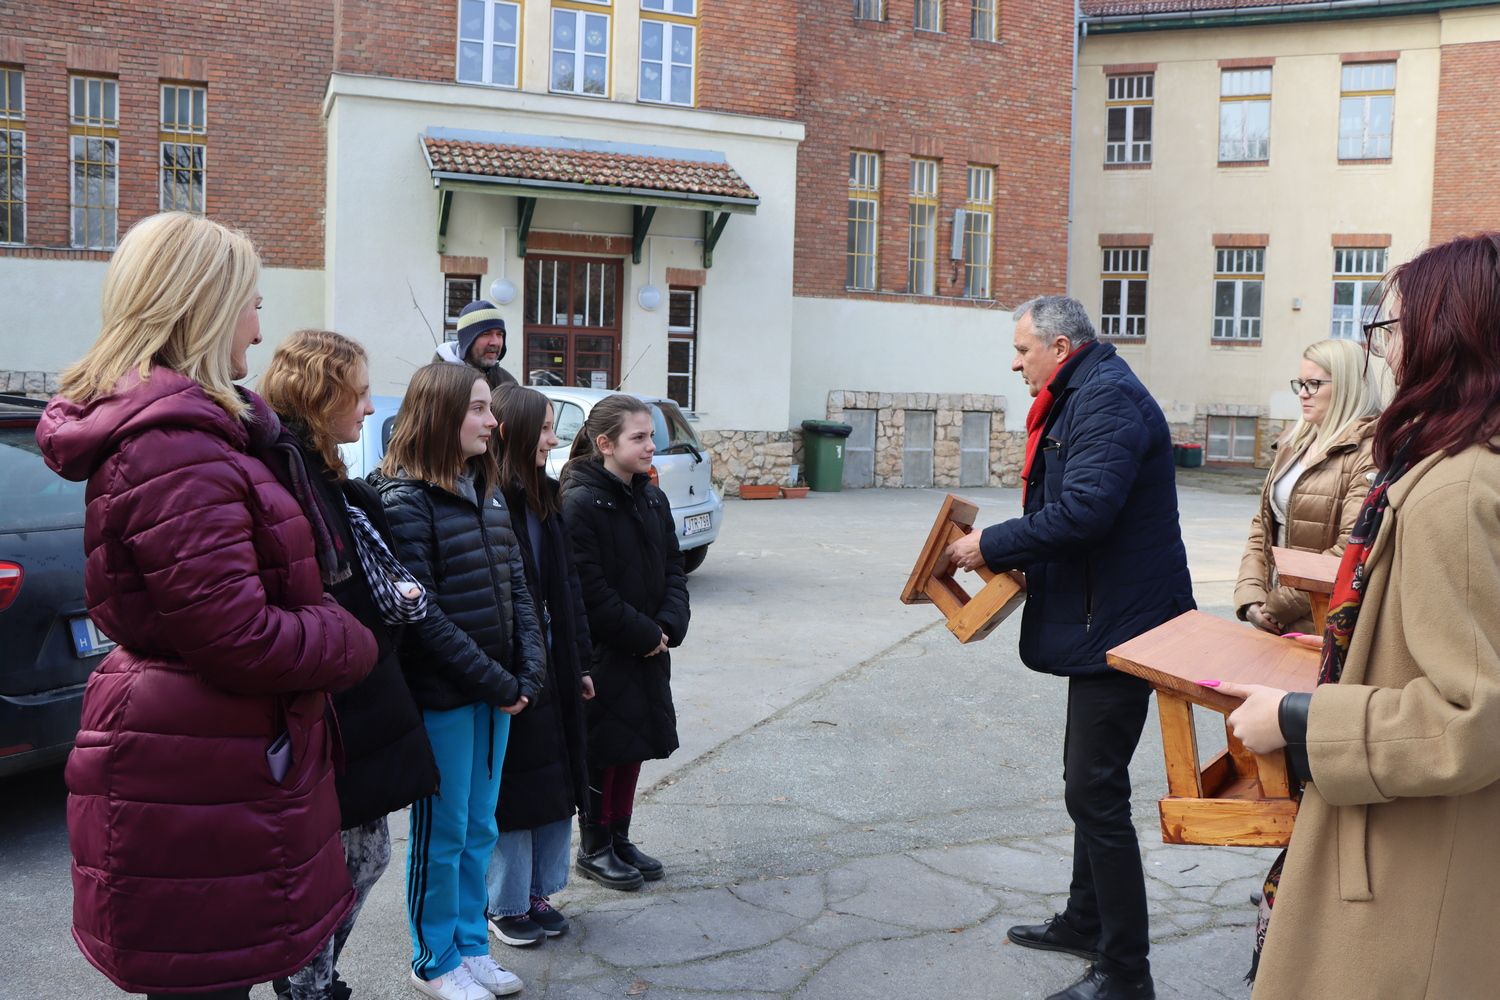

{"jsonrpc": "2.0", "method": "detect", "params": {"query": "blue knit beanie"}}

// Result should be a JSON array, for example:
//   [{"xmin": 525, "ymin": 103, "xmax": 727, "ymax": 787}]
[{"xmin": 456, "ymin": 300, "xmax": 507, "ymax": 362}]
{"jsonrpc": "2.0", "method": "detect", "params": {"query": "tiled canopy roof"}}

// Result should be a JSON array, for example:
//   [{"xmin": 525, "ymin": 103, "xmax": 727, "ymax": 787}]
[
  {"xmin": 1083, "ymin": 0, "xmax": 1340, "ymax": 16},
  {"xmin": 422, "ymin": 135, "xmax": 758, "ymax": 203}
]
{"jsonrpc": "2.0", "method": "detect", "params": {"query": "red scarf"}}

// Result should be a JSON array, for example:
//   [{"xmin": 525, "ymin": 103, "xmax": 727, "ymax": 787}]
[{"xmin": 1021, "ymin": 342, "xmax": 1093, "ymax": 503}]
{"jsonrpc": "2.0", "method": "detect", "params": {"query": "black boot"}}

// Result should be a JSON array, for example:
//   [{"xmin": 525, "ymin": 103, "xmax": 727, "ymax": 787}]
[
  {"xmin": 576, "ymin": 818, "xmax": 644, "ymax": 891},
  {"xmin": 610, "ymin": 817, "xmax": 663, "ymax": 881}
]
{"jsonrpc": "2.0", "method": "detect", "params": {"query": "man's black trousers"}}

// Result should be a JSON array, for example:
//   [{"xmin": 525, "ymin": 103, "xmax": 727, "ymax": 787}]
[{"xmin": 1061, "ymin": 670, "xmax": 1153, "ymax": 980}]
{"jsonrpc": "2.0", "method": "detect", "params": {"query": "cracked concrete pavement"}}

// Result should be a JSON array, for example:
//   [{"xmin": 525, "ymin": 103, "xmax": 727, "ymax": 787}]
[{"xmin": 2, "ymin": 481, "xmax": 1271, "ymax": 999}]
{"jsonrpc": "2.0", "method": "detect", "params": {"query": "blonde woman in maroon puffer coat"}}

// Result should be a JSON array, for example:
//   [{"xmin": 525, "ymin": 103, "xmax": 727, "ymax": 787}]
[{"xmin": 36, "ymin": 213, "xmax": 377, "ymax": 999}]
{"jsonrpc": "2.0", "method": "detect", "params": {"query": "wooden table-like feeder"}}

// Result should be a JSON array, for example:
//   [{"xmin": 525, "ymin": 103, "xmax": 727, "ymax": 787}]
[
  {"xmin": 1271, "ymin": 547, "xmax": 1341, "ymax": 633},
  {"xmin": 1107, "ymin": 611, "xmax": 1320, "ymax": 847},
  {"xmin": 900, "ymin": 494, "xmax": 1026, "ymax": 644}
]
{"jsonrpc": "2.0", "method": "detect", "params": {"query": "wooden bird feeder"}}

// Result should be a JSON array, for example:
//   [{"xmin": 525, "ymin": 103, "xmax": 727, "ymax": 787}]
[
  {"xmin": 1107, "ymin": 611, "xmax": 1320, "ymax": 848},
  {"xmin": 1271, "ymin": 547, "xmax": 1341, "ymax": 633},
  {"xmin": 900, "ymin": 494, "xmax": 1026, "ymax": 644}
]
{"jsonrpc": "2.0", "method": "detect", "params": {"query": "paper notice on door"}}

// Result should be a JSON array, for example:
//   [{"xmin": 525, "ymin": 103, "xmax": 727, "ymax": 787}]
[{"xmin": 590, "ymin": 371, "xmax": 608, "ymax": 389}]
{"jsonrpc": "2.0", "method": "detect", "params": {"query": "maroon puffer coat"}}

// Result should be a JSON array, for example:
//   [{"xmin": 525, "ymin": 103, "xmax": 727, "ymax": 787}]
[{"xmin": 36, "ymin": 367, "xmax": 377, "ymax": 995}]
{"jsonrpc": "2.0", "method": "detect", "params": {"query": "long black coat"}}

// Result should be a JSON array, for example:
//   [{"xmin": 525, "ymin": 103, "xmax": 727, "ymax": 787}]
[
  {"xmin": 560, "ymin": 460, "xmax": 690, "ymax": 769},
  {"xmin": 495, "ymin": 479, "xmax": 592, "ymax": 832},
  {"xmin": 302, "ymin": 458, "xmax": 439, "ymax": 828},
  {"xmin": 369, "ymin": 469, "xmax": 546, "ymax": 711}
]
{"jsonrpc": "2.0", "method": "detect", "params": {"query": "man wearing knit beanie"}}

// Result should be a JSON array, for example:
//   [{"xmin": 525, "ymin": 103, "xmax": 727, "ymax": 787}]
[{"xmin": 434, "ymin": 299, "xmax": 519, "ymax": 389}]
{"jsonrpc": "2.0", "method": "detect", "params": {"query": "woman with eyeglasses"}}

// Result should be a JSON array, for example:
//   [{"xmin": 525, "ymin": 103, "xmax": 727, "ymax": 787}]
[
  {"xmin": 1234, "ymin": 338, "xmax": 1386, "ymax": 635},
  {"xmin": 1206, "ymin": 233, "xmax": 1500, "ymax": 999}
]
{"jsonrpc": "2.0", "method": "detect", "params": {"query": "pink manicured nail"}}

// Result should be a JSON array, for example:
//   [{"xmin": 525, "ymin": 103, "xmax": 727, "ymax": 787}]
[
  {"xmin": 1282, "ymin": 632, "xmax": 1305, "ymax": 639},
  {"xmin": 1196, "ymin": 680, "xmax": 1221, "ymax": 687}
]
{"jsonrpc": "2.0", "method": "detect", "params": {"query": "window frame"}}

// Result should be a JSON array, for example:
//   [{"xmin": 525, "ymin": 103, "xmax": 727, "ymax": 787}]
[
  {"xmin": 846, "ymin": 150, "xmax": 881, "ymax": 292},
  {"xmin": 0, "ymin": 66, "xmax": 25, "ymax": 246},
  {"xmin": 666, "ymin": 285, "xmax": 699, "ymax": 413},
  {"xmin": 1338, "ymin": 61, "xmax": 1395, "ymax": 161},
  {"xmin": 638, "ymin": 2, "xmax": 697, "ymax": 108},
  {"xmin": 907, "ymin": 157, "xmax": 939, "ymax": 296},
  {"xmin": 1105, "ymin": 73, "xmax": 1153, "ymax": 165},
  {"xmin": 970, "ymin": 0, "xmax": 997, "ymax": 40},
  {"xmin": 1330, "ymin": 247, "xmax": 1387, "ymax": 340},
  {"xmin": 1218, "ymin": 68, "xmax": 1272, "ymax": 164},
  {"xmin": 1206, "ymin": 414, "xmax": 1258, "ymax": 463},
  {"xmin": 69, "ymin": 75, "xmax": 120, "ymax": 250},
  {"xmin": 550, "ymin": 5, "xmax": 612, "ymax": 98},
  {"xmin": 914, "ymin": 0, "xmax": 942, "ymax": 32},
  {"xmin": 159, "ymin": 83, "xmax": 207, "ymax": 215},
  {"xmin": 456, "ymin": 0, "xmax": 523, "ymax": 89},
  {"xmin": 853, "ymin": 0, "xmax": 885, "ymax": 20},
  {"xmin": 1100, "ymin": 247, "xmax": 1149, "ymax": 340},
  {"xmin": 962, "ymin": 164, "xmax": 993, "ymax": 299},
  {"xmin": 444, "ymin": 274, "xmax": 482, "ymax": 343},
  {"xmin": 1212, "ymin": 247, "xmax": 1265, "ymax": 343}
]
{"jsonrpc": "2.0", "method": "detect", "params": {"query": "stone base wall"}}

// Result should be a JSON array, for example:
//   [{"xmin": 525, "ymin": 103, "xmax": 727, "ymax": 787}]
[
  {"xmin": 0, "ymin": 370, "xmax": 60, "ymax": 397},
  {"xmin": 698, "ymin": 429, "xmax": 798, "ymax": 493},
  {"xmin": 827, "ymin": 390, "xmax": 1021, "ymax": 488}
]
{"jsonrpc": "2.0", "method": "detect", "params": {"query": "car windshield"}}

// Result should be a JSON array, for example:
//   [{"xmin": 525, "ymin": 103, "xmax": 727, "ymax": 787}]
[
  {"xmin": 650, "ymin": 400, "xmax": 701, "ymax": 455},
  {"xmin": 0, "ymin": 425, "xmax": 88, "ymax": 531}
]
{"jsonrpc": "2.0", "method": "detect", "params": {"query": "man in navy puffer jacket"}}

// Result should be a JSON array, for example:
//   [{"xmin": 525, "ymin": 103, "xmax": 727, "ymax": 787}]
[{"xmin": 949, "ymin": 296, "xmax": 1193, "ymax": 1000}]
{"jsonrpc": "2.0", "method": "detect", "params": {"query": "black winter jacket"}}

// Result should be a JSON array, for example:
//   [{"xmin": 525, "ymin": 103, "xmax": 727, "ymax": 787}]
[
  {"xmin": 979, "ymin": 342, "xmax": 1194, "ymax": 676},
  {"xmin": 297, "ymin": 453, "xmax": 438, "ymax": 828},
  {"xmin": 370, "ymin": 468, "xmax": 546, "ymax": 711},
  {"xmin": 496, "ymin": 479, "xmax": 592, "ymax": 832},
  {"xmin": 560, "ymin": 460, "xmax": 690, "ymax": 769}
]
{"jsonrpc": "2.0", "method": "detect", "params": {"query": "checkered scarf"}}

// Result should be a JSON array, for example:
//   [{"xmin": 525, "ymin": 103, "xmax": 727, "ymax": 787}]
[{"xmin": 344, "ymin": 501, "xmax": 427, "ymax": 625}]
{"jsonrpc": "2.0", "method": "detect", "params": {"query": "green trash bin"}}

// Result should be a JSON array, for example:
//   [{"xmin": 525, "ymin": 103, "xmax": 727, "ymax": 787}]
[
  {"xmin": 1177, "ymin": 443, "xmax": 1204, "ymax": 468},
  {"xmin": 800, "ymin": 419, "xmax": 853, "ymax": 492}
]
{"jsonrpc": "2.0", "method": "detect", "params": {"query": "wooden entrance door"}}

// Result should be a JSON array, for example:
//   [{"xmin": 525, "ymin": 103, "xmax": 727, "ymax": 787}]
[{"xmin": 524, "ymin": 255, "xmax": 623, "ymax": 388}]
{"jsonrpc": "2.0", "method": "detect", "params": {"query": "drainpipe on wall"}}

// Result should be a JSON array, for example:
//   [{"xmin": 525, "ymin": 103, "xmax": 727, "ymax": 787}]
[{"xmin": 1066, "ymin": 0, "xmax": 1085, "ymax": 298}]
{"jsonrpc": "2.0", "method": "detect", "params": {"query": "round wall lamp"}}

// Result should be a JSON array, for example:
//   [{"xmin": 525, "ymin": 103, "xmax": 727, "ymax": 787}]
[
  {"xmin": 637, "ymin": 284, "xmax": 662, "ymax": 311},
  {"xmin": 490, "ymin": 277, "xmax": 518, "ymax": 306}
]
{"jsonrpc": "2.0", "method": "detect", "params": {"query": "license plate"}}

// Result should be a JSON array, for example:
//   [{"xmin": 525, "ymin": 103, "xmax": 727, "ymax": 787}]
[
  {"xmin": 683, "ymin": 513, "xmax": 712, "ymax": 537},
  {"xmin": 70, "ymin": 616, "xmax": 117, "ymax": 659}
]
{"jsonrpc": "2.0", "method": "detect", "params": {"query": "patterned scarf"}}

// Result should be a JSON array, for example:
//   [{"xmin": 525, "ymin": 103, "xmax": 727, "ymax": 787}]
[
  {"xmin": 1021, "ymin": 342, "xmax": 1094, "ymax": 504},
  {"xmin": 1247, "ymin": 440, "xmax": 1413, "ymax": 983},
  {"xmin": 344, "ymin": 501, "xmax": 427, "ymax": 625}
]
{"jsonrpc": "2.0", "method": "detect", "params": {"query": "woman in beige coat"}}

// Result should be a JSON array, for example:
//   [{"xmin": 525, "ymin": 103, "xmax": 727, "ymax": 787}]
[
  {"xmin": 1235, "ymin": 339, "xmax": 1383, "ymax": 635},
  {"xmin": 1212, "ymin": 232, "xmax": 1500, "ymax": 1000}
]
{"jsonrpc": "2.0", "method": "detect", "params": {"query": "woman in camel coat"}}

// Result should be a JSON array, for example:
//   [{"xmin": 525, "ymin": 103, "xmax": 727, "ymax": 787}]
[{"xmin": 1215, "ymin": 232, "xmax": 1500, "ymax": 1000}]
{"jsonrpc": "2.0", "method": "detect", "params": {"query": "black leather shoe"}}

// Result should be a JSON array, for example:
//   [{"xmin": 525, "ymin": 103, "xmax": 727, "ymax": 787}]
[
  {"xmin": 576, "ymin": 821, "xmax": 645, "ymax": 891},
  {"xmin": 1007, "ymin": 913, "xmax": 1101, "ymax": 962},
  {"xmin": 611, "ymin": 818, "xmax": 664, "ymax": 881},
  {"xmin": 1045, "ymin": 965, "xmax": 1155, "ymax": 1000}
]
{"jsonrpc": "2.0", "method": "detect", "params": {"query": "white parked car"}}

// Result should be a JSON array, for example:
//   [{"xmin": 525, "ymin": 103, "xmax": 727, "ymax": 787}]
[{"xmin": 340, "ymin": 389, "xmax": 723, "ymax": 573}]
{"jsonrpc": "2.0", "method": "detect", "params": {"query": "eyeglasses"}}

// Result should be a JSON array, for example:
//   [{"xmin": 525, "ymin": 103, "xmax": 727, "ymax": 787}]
[
  {"xmin": 1362, "ymin": 317, "xmax": 1399, "ymax": 359},
  {"xmin": 1289, "ymin": 379, "xmax": 1331, "ymax": 397}
]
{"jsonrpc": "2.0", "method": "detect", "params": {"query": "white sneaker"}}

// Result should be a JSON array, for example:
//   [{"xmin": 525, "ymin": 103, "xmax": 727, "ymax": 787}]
[
  {"xmin": 410, "ymin": 963, "xmax": 494, "ymax": 1000},
  {"xmin": 463, "ymin": 954, "xmax": 524, "ymax": 996}
]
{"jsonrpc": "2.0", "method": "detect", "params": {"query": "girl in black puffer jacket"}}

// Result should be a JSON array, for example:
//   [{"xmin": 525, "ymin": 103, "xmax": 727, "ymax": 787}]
[
  {"xmin": 370, "ymin": 363, "xmax": 545, "ymax": 1000},
  {"xmin": 560, "ymin": 394, "xmax": 690, "ymax": 891}
]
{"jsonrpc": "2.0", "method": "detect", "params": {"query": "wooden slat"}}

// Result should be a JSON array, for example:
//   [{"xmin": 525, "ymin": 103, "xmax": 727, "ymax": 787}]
[
  {"xmin": 1156, "ymin": 694, "xmax": 1203, "ymax": 798},
  {"xmin": 1159, "ymin": 797, "xmax": 1298, "ymax": 848},
  {"xmin": 901, "ymin": 495, "xmax": 972, "ymax": 605},
  {"xmin": 1309, "ymin": 592, "xmax": 1330, "ymax": 634},
  {"xmin": 901, "ymin": 494, "xmax": 1027, "ymax": 644},
  {"xmin": 1272, "ymin": 546, "xmax": 1340, "ymax": 594},
  {"xmin": 948, "ymin": 571, "xmax": 1025, "ymax": 643}
]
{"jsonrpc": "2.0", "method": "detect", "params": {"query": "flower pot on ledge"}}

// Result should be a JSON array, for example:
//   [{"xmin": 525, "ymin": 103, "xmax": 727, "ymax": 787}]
[
  {"xmin": 781, "ymin": 485, "xmax": 810, "ymax": 499},
  {"xmin": 738, "ymin": 484, "xmax": 781, "ymax": 500}
]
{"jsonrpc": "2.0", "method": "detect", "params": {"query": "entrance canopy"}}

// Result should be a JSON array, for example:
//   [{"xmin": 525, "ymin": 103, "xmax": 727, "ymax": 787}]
[{"xmin": 420, "ymin": 128, "xmax": 759, "ymax": 267}]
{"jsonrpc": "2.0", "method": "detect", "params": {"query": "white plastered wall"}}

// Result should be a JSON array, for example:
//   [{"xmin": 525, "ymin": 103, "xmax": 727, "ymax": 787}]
[{"xmin": 322, "ymin": 74, "xmax": 801, "ymax": 431}]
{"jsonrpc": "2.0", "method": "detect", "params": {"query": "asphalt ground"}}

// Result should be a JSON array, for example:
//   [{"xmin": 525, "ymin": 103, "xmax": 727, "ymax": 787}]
[{"xmin": 1, "ymin": 476, "xmax": 1268, "ymax": 1000}]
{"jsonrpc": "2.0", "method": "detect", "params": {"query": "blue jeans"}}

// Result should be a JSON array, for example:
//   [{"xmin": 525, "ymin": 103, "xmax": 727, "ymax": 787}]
[
  {"xmin": 485, "ymin": 817, "xmax": 573, "ymax": 918},
  {"xmin": 406, "ymin": 703, "xmax": 510, "ymax": 980}
]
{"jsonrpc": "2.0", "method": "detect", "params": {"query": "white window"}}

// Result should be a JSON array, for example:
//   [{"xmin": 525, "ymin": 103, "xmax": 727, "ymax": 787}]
[
  {"xmin": 1, "ymin": 67, "xmax": 24, "ymax": 245},
  {"xmin": 551, "ymin": 8, "xmax": 610, "ymax": 96},
  {"xmin": 1339, "ymin": 62, "xmax": 1394, "ymax": 160},
  {"xmin": 642, "ymin": 0, "xmax": 695, "ymax": 11},
  {"xmin": 962, "ymin": 165, "xmax": 993, "ymax": 298},
  {"xmin": 1213, "ymin": 247, "xmax": 1265, "ymax": 342},
  {"xmin": 907, "ymin": 158, "xmax": 938, "ymax": 296},
  {"xmin": 1219, "ymin": 68, "xmax": 1271, "ymax": 163},
  {"xmin": 444, "ymin": 274, "xmax": 481, "ymax": 343},
  {"xmin": 667, "ymin": 286, "xmax": 698, "ymax": 412},
  {"xmin": 847, "ymin": 151, "xmax": 880, "ymax": 291},
  {"xmin": 457, "ymin": 0, "xmax": 521, "ymax": 88},
  {"xmin": 1106, "ymin": 73, "xmax": 1152, "ymax": 165},
  {"xmin": 971, "ymin": 0, "xmax": 996, "ymax": 40},
  {"xmin": 70, "ymin": 76, "xmax": 118, "ymax": 249},
  {"xmin": 854, "ymin": 0, "xmax": 885, "ymax": 20},
  {"xmin": 1101, "ymin": 248, "xmax": 1148, "ymax": 339},
  {"xmin": 1207, "ymin": 415, "xmax": 1258, "ymax": 463},
  {"xmin": 639, "ymin": 19, "xmax": 695, "ymax": 106},
  {"xmin": 159, "ymin": 84, "xmax": 206, "ymax": 214},
  {"xmin": 914, "ymin": 0, "xmax": 941, "ymax": 31},
  {"xmin": 1331, "ymin": 247, "xmax": 1387, "ymax": 340}
]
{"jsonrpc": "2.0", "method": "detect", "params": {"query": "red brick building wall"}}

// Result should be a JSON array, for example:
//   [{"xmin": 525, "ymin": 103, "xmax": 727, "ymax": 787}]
[
  {"xmin": 0, "ymin": 2, "xmax": 332, "ymax": 268},
  {"xmin": 1430, "ymin": 39, "xmax": 1500, "ymax": 245},
  {"xmin": 792, "ymin": 0, "xmax": 1073, "ymax": 304}
]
